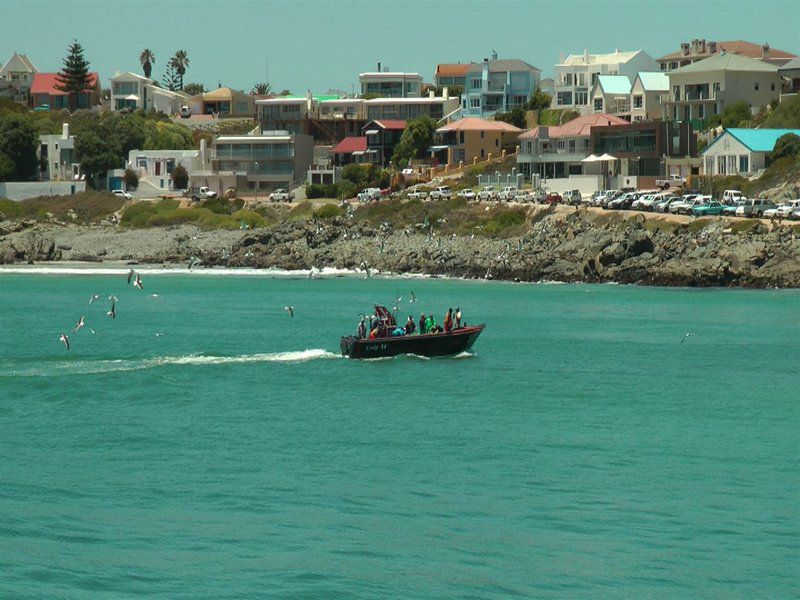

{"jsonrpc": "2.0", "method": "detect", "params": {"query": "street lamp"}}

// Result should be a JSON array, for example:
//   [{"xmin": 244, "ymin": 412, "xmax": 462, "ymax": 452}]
[{"xmin": 254, "ymin": 161, "xmax": 259, "ymax": 202}]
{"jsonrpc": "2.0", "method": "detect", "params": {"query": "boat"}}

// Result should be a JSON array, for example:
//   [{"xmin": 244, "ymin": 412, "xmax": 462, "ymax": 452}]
[{"xmin": 340, "ymin": 305, "xmax": 485, "ymax": 359}]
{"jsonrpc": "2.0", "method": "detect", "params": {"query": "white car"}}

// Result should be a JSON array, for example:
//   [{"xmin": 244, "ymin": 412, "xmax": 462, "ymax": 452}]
[
  {"xmin": 428, "ymin": 186, "xmax": 452, "ymax": 200},
  {"xmin": 478, "ymin": 186, "xmax": 497, "ymax": 201},
  {"xmin": 357, "ymin": 187, "xmax": 382, "ymax": 203},
  {"xmin": 112, "ymin": 189, "xmax": 132, "ymax": 200},
  {"xmin": 406, "ymin": 187, "xmax": 428, "ymax": 200},
  {"xmin": 179, "ymin": 105, "xmax": 191, "ymax": 118},
  {"xmin": 269, "ymin": 188, "xmax": 294, "ymax": 202},
  {"xmin": 497, "ymin": 186, "xmax": 519, "ymax": 201},
  {"xmin": 457, "ymin": 189, "xmax": 476, "ymax": 200},
  {"xmin": 773, "ymin": 199, "xmax": 800, "ymax": 218}
]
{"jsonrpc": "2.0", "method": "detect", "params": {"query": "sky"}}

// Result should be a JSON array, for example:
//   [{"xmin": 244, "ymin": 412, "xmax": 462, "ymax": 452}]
[{"xmin": 1, "ymin": 0, "xmax": 798, "ymax": 94}]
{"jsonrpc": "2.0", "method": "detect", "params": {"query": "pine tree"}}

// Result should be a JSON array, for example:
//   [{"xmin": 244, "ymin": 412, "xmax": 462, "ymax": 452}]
[
  {"xmin": 55, "ymin": 39, "xmax": 92, "ymax": 111},
  {"xmin": 162, "ymin": 63, "xmax": 180, "ymax": 92}
]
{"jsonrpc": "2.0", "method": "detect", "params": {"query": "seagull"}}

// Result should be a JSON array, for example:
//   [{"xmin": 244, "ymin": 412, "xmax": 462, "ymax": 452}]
[
  {"xmin": 284, "ymin": 306, "xmax": 295, "ymax": 318},
  {"xmin": 680, "ymin": 332, "xmax": 693, "ymax": 344},
  {"xmin": 409, "ymin": 290, "xmax": 417, "ymax": 303},
  {"xmin": 88, "ymin": 293, "xmax": 100, "ymax": 304},
  {"xmin": 133, "ymin": 273, "xmax": 144, "ymax": 290},
  {"xmin": 360, "ymin": 261, "xmax": 371, "ymax": 279},
  {"xmin": 59, "ymin": 333, "xmax": 69, "ymax": 350},
  {"xmin": 127, "ymin": 269, "xmax": 135, "ymax": 284},
  {"xmin": 307, "ymin": 268, "xmax": 315, "ymax": 279},
  {"xmin": 74, "ymin": 315, "xmax": 85, "ymax": 333},
  {"xmin": 149, "ymin": 294, "xmax": 160, "ymax": 299},
  {"xmin": 107, "ymin": 296, "xmax": 117, "ymax": 319},
  {"xmin": 90, "ymin": 328, "xmax": 96, "ymax": 335},
  {"xmin": 188, "ymin": 256, "xmax": 202, "ymax": 270}
]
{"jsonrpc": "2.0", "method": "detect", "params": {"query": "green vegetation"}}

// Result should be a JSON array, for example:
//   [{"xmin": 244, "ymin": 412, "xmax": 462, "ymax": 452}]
[
  {"xmin": 494, "ymin": 108, "xmax": 527, "ymax": 129},
  {"xmin": 706, "ymin": 101, "xmax": 752, "ymax": 129},
  {"xmin": 251, "ymin": 82, "xmax": 271, "ymax": 95},
  {"xmin": 123, "ymin": 168, "xmax": 139, "ymax": 190},
  {"xmin": 0, "ymin": 191, "xmax": 123, "ymax": 223},
  {"xmin": 730, "ymin": 219, "xmax": 759, "ymax": 234},
  {"xmin": 391, "ymin": 115, "xmax": 438, "ymax": 168},
  {"xmin": 687, "ymin": 218, "xmax": 714, "ymax": 234},
  {"xmin": 762, "ymin": 94, "xmax": 800, "ymax": 128},
  {"xmin": 55, "ymin": 39, "xmax": 93, "ymax": 111},
  {"xmin": 771, "ymin": 133, "xmax": 800, "ymax": 161},
  {"xmin": 0, "ymin": 113, "xmax": 38, "ymax": 181},
  {"xmin": 171, "ymin": 164, "xmax": 189, "ymax": 189},
  {"xmin": 535, "ymin": 108, "xmax": 579, "ymax": 126},
  {"xmin": 139, "ymin": 48, "xmax": 155, "ymax": 79},
  {"xmin": 306, "ymin": 163, "xmax": 390, "ymax": 199},
  {"xmin": 170, "ymin": 50, "xmax": 190, "ymax": 90},
  {"xmin": 120, "ymin": 198, "xmax": 268, "ymax": 229},
  {"xmin": 527, "ymin": 88, "xmax": 552, "ymax": 112},
  {"xmin": 313, "ymin": 203, "xmax": 344, "ymax": 219},
  {"xmin": 288, "ymin": 200, "xmax": 315, "ymax": 220},
  {"xmin": 182, "ymin": 82, "xmax": 205, "ymax": 97}
]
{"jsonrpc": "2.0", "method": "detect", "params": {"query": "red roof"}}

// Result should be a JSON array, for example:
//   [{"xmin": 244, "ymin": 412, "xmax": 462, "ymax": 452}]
[
  {"xmin": 331, "ymin": 136, "xmax": 367, "ymax": 154},
  {"xmin": 373, "ymin": 120, "xmax": 407, "ymax": 130},
  {"xmin": 437, "ymin": 117, "xmax": 523, "ymax": 133},
  {"xmin": 520, "ymin": 114, "xmax": 629, "ymax": 139},
  {"xmin": 436, "ymin": 63, "xmax": 473, "ymax": 77},
  {"xmin": 31, "ymin": 72, "xmax": 99, "ymax": 96}
]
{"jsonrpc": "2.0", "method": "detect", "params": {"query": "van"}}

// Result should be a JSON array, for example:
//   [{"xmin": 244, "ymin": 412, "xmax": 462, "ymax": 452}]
[
  {"xmin": 735, "ymin": 198, "xmax": 777, "ymax": 217},
  {"xmin": 722, "ymin": 190, "xmax": 745, "ymax": 204},
  {"xmin": 179, "ymin": 106, "xmax": 191, "ymax": 118}
]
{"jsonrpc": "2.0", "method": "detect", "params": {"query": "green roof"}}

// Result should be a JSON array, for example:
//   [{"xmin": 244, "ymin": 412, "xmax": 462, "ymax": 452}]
[
  {"xmin": 672, "ymin": 53, "xmax": 778, "ymax": 74},
  {"xmin": 704, "ymin": 128, "xmax": 800, "ymax": 154},
  {"xmin": 281, "ymin": 94, "xmax": 340, "ymax": 101},
  {"xmin": 596, "ymin": 75, "xmax": 631, "ymax": 95},
  {"xmin": 636, "ymin": 71, "xmax": 669, "ymax": 91}
]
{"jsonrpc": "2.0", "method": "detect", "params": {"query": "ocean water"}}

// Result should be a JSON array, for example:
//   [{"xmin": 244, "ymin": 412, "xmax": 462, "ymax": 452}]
[{"xmin": 1, "ymin": 269, "xmax": 798, "ymax": 598}]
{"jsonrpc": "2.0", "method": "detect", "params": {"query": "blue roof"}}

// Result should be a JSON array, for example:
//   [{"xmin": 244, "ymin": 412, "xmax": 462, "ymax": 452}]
[
  {"xmin": 714, "ymin": 128, "xmax": 800, "ymax": 153},
  {"xmin": 596, "ymin": 75, "xmax": 631, "ymax": 95},
  {"xmin": 636, "ymin": 71, "xmax": 669, "ymax": 92}
]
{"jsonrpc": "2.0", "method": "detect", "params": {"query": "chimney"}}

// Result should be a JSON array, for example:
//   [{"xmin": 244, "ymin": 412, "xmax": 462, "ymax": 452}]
[
  {"xmin": 61, "ymin": 122, "xmax": 69, "ymax": 140},
  {"xmin": 762, "ymin": 43, "xmax": 770, "ymax": 59},
  {"xmin": 443, "ymin": 86, "xmax": 449, "ymax": 100},
  {"xmin": 492, "ymin": 50, "xmax": 498, "ymax": 60},
  {"xmin": 584, "ymin": 49, "xmax": 589, "ymax": 63},
  {"xmin": 377, "ymin": 61, "xmax": 381, "ymax": 72},
  {"xmin": 681, "ymin": 43, "xmax": 690, "ymax": 56},
  {"xmin": 306, "ymin": 89, "xmax": 313, "ymax": 111}
]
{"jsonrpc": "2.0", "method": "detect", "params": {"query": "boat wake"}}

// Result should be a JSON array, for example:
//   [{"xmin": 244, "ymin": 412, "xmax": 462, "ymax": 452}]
[{"xmin": 5, "ymin": 349, "xmax": 341, "ymax": 377}]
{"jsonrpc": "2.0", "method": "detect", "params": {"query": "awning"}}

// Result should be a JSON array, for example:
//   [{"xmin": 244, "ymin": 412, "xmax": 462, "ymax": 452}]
[
  {"xmin": 581, "ymin": 154, "xmax": 600, "ymax": 162},
  {"xmin": 365, "ymin": 149, "xmax": 378, "ymax": 154},
  {"xmin": 599, "ymin": 153, "xmax": 618, "ymax": 161},
  {"xmin": 428, "ymin": 145, "xmax": 450, "ymax": 151},
  {"xmin": 124, "ymin": 94, "xmax": 140, "ymax": 101},
  {"xmin": 351, "ymin": 151, "xmax": 365, "ymax": 156},
  {"xmin": 364, "ymin": 129, "xmax": 379, "ymax": 135}
]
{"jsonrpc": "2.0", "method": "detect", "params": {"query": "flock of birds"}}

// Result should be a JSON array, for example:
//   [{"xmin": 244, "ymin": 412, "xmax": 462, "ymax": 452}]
[{"xmin": 58, "ymin": 269, "xmax": 151, "ymax": 350}]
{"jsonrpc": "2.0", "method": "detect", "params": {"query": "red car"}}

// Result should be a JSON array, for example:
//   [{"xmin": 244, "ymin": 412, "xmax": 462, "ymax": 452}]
[{"xmin": 544, "ymin": 192, "xmax": 562, "ymax": 204}]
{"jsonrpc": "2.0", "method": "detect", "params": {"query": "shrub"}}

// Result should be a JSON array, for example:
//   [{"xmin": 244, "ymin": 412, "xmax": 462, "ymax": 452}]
[
  {"xmin": 202, "ymin": 196, "xmax": 244, "ymax": 214},
  {"xmin": 771, "ymin": 133, "xmax": 800, "ymax": 161},
  {"xmin": 171, "ymin": 164, "xmax": 189, "ymax": 189},
  {"xmin": 314, "ymin": 203, "xmax": 344, "ymax": 219},
  {"xmin": 4, "ymin": 191, "xmax": 124, "ymax": 224},
  {"xmin": 484, "ymin": 208, "xmax": 526, "ymax": 234},
  {"xmin": 123, "ymin": 168, "xmax": 139, "ymax": 190},
  {"xmin": 288, "ymin": 200, "xmax": 314, "ymax": 220},
  {"xmin": 231, "ymin": 209, "xmax": 266, "ymax": 229},
  {"xmin": 305, "ymin": 183, "xmax": 340, "ymax": 199}
]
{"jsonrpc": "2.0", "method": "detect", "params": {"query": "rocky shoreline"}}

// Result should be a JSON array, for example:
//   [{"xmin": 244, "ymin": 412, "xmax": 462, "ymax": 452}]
[{"xmin": 2, "ymin": 206, "xmax": 799, "ymax": 288}]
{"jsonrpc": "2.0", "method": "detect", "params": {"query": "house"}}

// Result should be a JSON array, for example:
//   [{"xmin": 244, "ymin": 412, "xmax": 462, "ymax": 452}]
[
  {"xmin": 434, "ymin": 63, "xmax": 473, "ymax": 90},
  {"xmin": 38, "ymin": 123, "xmax": 81, "ymax": 181},
  {"xmin": 330, "ymin": 136, "xmax": 369, "ymax": 166},
  {"xmin": 194, "ymin": 131, "xmax": 314, "ymax": 194},
  {"xmin": 630, "ymin": 72, "xmax": 669, "ymax": 122},
  {"xmin": 664, "ymin": 53, "xmax": 783, "ymax": 126},
  {"xmin": 432, "ymin": 117, "xmax": 522, "ymax": 167},
  {"xmin": 461, "ymin": 57, "xmax": 541, "ymax": 118},
  {"xmin": 110, "ymin": 72, "xmax": 187, "ymax": 114},
  {"xmin": 552, "ymin": 49, "xmax": 658, "ymax": 113},
  {"xmin": 0, "ymin": 52, "xmax": 38, "ymax": 104},
  {"xmin": 30, "ymin": 72, "xmax": 101, "ymax": 110},
  {"xmin": 657, "ymin": 39, "xmax": 797, "ymax": 71},
  {"xmin": 127, "ymin": 149, "xmax": 201, "ymax": 191},
  {"xmin": 186, "ymin": 87, "xmax": 255, "ymax": 117},
  {"xmin": 539, "ymin": 77, "xmax": 555, "ymax": 97},
  {"xmin": 517, "ymin": 113, "xmax": 629, "ymax": 181},
  {"xmin": 359, "ymin": 70, "xmax": 423, "ymax": 98},
  {"xmin": 362, "ymin": 120, "xmax": 406, "ymax": 166},
  {"xmin": 589, "ymin": 75, "xmax": 631, "ymax": 116},
  {"xmin": 778, "ymin": 57, "xmax": 800, "ymax": 96},
  {"xmin": 364, "ymin": 95, "xmax": 459, "ymax": 122},
  {"xmin": 700, "ymin": 128, "xmax": 800, "ymax": 176},
  {"xmin": 590, "ymin": 120, "xmax": 697, "ymax": 184}
]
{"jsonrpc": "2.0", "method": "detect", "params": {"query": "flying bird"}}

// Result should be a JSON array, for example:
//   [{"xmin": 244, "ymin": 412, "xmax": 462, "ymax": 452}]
[
  {"xmin": 127, "ymin": 269, "xmax": 135, "ymax": 284},
  {"xmin": 360, "ymin": 261, "xmax": 371, "ymax": 279},
  {"xmin": 107, "ymin": 296, "xmax": 117, "ymax": 319},
  {"xmin": 680, "ymin": 332, "xmax": 693, "ymax": 344},
  {"xmin": 409, "ymin": 290, "xmax": 417, "ymax": 303},
  {"xmin": 133, "ymin": 273, "xmax": 144, "ymax": 290},
  {"xmin": 59, "ymin": 333, "xmax": 69, "ymax": 350},
  {"xmin": 89, "ymin": 293, "xmax": 100, "ymax": 304},
  {"xmin": 284, "ymin": 306, "xmax": 295, "ymax": 318},
  {"xmin": 74, "ymin": 315, "xmax": 85, "ymax": 333}
]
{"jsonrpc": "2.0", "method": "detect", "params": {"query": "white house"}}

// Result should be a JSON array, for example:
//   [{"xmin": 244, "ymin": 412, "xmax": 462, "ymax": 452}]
[
  {"xmin": 630, "ymin": 72, "xmax": 669, "ymax": 121},
  {"xmin": 127, "ymin": 149, "xmax": 201, "ymax": 191},
  {"xmin": 701, "ymin": 128, "xmax": 800, "ymax": 176},
  {"xmin": 110, "ymin": 71, "xmax": 187, "ymax": 114},
  {"xmin": 553, "ymin": 49, "xmax": 658, "ymax": 114},
  {"xmin": 0, "ymin": 51, "xmax": 38, "ymax": 104},
  {"xmin": 39, "ymin": 123, "xmax": 81, "ymax": 181},
  {"xmin": 589, "ymin": 75, "xmax": 631, "ymax": 116},
  {"xmin": 359, "ymin": 71, "xmax": 423, "ymax": 98}
]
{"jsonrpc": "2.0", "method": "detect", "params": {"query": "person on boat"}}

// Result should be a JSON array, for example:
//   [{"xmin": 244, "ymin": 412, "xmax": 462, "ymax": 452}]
[
  {"xmin": 369, "ymin": 327, "xmax": 379, "ymax": 339},
  {"xmin": 425, "ymin": 313, "xmax": 436, "ymax": 333},
  {"xmin": 357, "ymin": 318, "xmax": 367, "ymax": 339},
  {"xmin": 405, "ymin": 315, "xmax": 416, "ymax": 335},
  {"xmin": 392, "ymin": 326, "xmax": 405, "ymax": 336},
  {"xmin": 419, "ymin": 313, "xmax": 427, "ymax": 334},
  {"xmin": 455, "ymin": 307, "xmax": 462, "ymax": 329},
  {"xmin": 444, "ymin": 308, "xmax": 453, "ymax": 333}
]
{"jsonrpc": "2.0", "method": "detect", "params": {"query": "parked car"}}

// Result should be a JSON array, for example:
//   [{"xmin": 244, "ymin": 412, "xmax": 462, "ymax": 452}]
[
  {"xmin": 654, "ymin": 195, "xmax": 681, "ymax": 213},
  {"xmin": 112, "ymin": 189, "xmax": 132, "ymax": 200},
  {"xmin": 544, "ymin": 192, "xmax": 562, "ymax": 204},
  {"xmin": 357, "ymin": 187, "xmax": 382, "ymax": 203},
  {"xmin": 497, "ymin": 186, "xmax": 519, "ymax": 202},
  {"xmin": 633, "ymin": 193, "xmax": 667, "ymax": 211},
  {"xmin": 269, "ymin": 188, "xmax": 294, "ymax": 202},
  {"xmin": 771, "ymin": 199, "xmax": 800, "ymax": 218},
  {"xmin": 428, "ymin": 186, "xmax": 452, "ymax": 200},
  {"xmin": 692, "ymin": 200, "xmax": 726, "ymax": 216},
  {"xmin": 789, "ymin": 208, "xmax": 800, "ymax": 221},
  {"xmin": 179, "ymin": 105, "xmax": 191, "ymax": 118},
  {"xmin": 655, "ymin": 174, "xmax": 686, "ymax": 189},
  {"xmin": 735, "ymin": 198, "xmax": 777, "ymax": 217},
  {"xmin": 596, "ymin": 190, "xmax": 622, "ymax": 208},
  {"xmin": 477, "ymin": 186, "xmax": 497, "ymax": 201},
  {"xmin": 721, "ymin": 200, "xmax": 746, "ymax": 216},
  {"xmin": 33, "ymin": 103, "xmax": 50, "ymax": 112},
  {"xmin": 609, "ymin": 192, "xmax": 639, "ymax": 210},
  {"xmin": 189, "ymin": 186, "xmax": 217, "ymax": 201},
  {"xmin": 564, "ymin": 189, "xmax": 582, "ymax": 206},
  {"xmin": 722, "ymin": 189, "xmax": 746, "ymax": 204},
  {"xmin": 457, "ymin": 189, "xmax": 476, "ymax": 201},
  {"xmin": 406, "ymin": 186, "xmax": 429, "ymax": 200}
]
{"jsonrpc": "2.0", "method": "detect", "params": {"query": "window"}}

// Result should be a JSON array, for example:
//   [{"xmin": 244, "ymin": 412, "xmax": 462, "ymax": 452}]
[
  {"xmin": 739, "ymin": 155, "xmax": 749, "ymax": 172},
  {"xmin": 459, "ymin": 131, "xmax": 464, "ymax": 144},
  {"xmin": 480, "ymin": 148, "xmax": 485, "ymax": 158},
  {"xmin": 480, "ymin": 131, "xmax": 484, "ymax": 139},
  {"xmin": 728, "ymin": 155, "xmax": 737, "ymax": 174},
  {"xmin": 556, "ymin": 91, "xmax": 573, "ymax": 106},
  {"xmin": 673, "ymin": 85, "xmax": 680, "ymax": 101},
  {"xmin": 705, "ymin": 156, "xmax": 714, "ymax": 174},
  {"xmin": 470, "ymin": 97, "xmax": 480, "ymax": 108},
  {"xmin": 713, "ymin": 82, "xmax": 720, "ymax": 94},
  {"xmin": 660, "ymin": 63, "xmax": 667, "ymax": 71},
  {"xmin": 577, "ymin": 73, "xmax": 585, "ymax": 87},
  {"xmin": 717, "ymin": 156, "xmax": 726, "ymax": 175},
  {"xmin": 471, "ymin": 78, "xmax": 481, "ymax": 89},
  {"xmin": 495, "ymin": 138, "xmax": 499, "ymax": 147},
  {"xmin": 633, "ymin": 95, "xmax": 643, "ymax": 109},
  {"xmin": 698, "ymin": 104, "xmax": 704, "ymax": 119},
  {"xmin": 670, "ymin": 62, "xmax": 678, "ymax": 69},
  {"xmin": 593, "ymin": 98, "xmax": 603, "ymax": 111},
  {"xmin": 754, "ymin": 82, "xmax": 759, "ymax": 91},
  {"xmin": 575, "ymin": 91, "xmax": 588, "ymax": 105},
  {"xmin": 770, "ymin": 83, "xmax": 775, "ymax": 91}
]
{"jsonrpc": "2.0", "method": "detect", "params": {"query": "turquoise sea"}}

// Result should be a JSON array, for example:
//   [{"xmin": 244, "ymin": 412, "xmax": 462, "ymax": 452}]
[{"xmin": 1, "ymin": 268, "xmax": 798, "ymax": 598}]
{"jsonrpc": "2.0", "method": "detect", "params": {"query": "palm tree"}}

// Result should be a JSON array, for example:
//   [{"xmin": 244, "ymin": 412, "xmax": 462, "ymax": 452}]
[
  {"xmin": 170, "ymin": 50, "xmax": 190, "ymax": 90},
  {"xmin": 139, "ymin": 48, "xmax": 155, "ymax": 79},
  {"xmin": 251, "ymin": 82, "xmax": 271, "ymax": 95}
]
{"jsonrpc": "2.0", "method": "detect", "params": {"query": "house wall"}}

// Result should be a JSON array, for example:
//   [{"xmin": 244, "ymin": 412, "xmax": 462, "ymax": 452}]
[
  {"xmin": 700, "ymin": 133, "xmax": 762, "ymax": 175},
  {"xmin": 0, "ymin": 181, "xmax": 86, "ymax": 200}
]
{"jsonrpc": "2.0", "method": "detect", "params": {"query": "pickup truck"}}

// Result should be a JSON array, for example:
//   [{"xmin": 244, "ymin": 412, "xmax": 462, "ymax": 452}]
[
  {"xmin": 269, "ymin": 188, "xmax": 294, "ymax": 202},
  {"xmin": 655, "ymin": 174, "xmax": 686, "ymax": 189},
  {"xmin": 189, "ymin": 186, "xmax": 218, "ymax": 201},
  {"xmin": 497, "ymin": 186, "xmax": 519, "ymax": 201},
  {"xmin": 722, "ymin": 190, "xmax": 746, "ymax": 204},
  {"xmin": 428, "ymin": 186, "xmax": 452, "ymax": 200},
  {"xmin": 357, "ymin": 187, "xmax": 382, "ymax": 203},
  {"xmin": 478, "ymin": 186, "xmax": 497, "ymax": 201}
]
